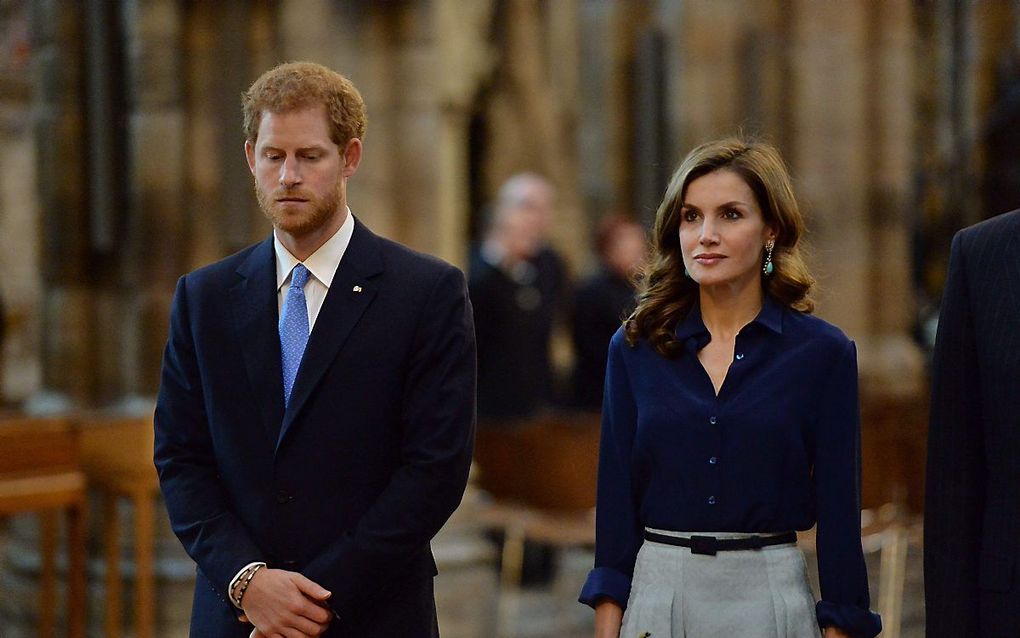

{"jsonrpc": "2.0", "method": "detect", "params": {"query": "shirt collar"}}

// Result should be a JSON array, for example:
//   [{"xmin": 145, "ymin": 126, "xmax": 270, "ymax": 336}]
[
  {"xmin": 754, "ymin": 294, "xmax": 784, "ymax": 335},
  {"xmin": 274, "ymin": 208, "xmax": 355, "ymax": 291},
  {"xmin": 674, "ymin": 294, "xmax": 785, "ymax": 342}
]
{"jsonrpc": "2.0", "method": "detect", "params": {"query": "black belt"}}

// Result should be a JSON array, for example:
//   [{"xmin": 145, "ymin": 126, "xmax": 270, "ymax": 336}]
[{"xmin": 643, "ymin": 530, "xmax": 797, "ymax": 556}]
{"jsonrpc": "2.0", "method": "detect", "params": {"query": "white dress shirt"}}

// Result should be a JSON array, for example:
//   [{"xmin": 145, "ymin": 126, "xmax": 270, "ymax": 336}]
[{"xmin": 274, "ymin": 209, "xmax": 355, "ymax": 330}]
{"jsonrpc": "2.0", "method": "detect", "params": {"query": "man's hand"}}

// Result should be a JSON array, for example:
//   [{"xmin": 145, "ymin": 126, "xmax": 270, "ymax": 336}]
[
  {"xmin": 823, "ymin": 627, "xmax": 851, "ymax": 638},
  {"xmin": 240, "ymin": 568, "xmax": 333, "ymax": 637}
]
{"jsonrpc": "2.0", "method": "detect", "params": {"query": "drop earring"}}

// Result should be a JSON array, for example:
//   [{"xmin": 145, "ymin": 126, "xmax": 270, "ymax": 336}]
[{"xmin": 763, "ymin": 239, "xmax": 775, "ymax": 276}]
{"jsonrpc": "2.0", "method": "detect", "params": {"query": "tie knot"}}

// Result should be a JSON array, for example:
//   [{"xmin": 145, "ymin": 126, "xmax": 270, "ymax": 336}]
[{"xmin": 290, "ymin": 264, "xmax": 310, "ymax": 290}]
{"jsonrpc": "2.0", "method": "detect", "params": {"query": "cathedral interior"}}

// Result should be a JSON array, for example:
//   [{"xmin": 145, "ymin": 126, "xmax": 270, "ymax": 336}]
[{"xmin": 3, "ymin": 1, "xmax": 1020, "ymax": 636}]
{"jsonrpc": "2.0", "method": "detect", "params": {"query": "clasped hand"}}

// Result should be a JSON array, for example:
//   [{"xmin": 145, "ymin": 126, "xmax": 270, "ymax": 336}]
[{"xmin": 238, "ymin": 568, "xmax": 334, "ymax": 638}]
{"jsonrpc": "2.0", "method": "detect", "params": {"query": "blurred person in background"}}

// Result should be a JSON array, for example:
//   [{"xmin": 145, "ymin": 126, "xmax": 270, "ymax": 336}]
[
  {"xmin": 579, "ymin": 138, "xmax": 880, "ymax": 638},
  {"xmin": 154, "ymin": 62, "xmax": 475, "ymax": 637},
  {"xmin": 498, "ymin": 173, "xmax": 570, "ymax": 312},
  {"xmin": 470, "ymin": 172, "xmax": 569, "ymax": 424},
  {"xmin": 469, "ymin": 173, "xmax": 570, "ymax": 586},
  {"xmin": 571, "ymin": 215, "xmax": 646, "ymax": 412},
  {"xmin": 925, "ymin": 209, "xmax": 1020, "ymax": 638}
]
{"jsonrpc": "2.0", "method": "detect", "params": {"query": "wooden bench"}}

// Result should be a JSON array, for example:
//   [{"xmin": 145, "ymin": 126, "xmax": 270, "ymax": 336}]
[
  {"xmin": 0, "ymin": 415, "xmax": 87, "ymax": 637},
  {"xmin": 77, "ymin": 412, "xmax": 160, "ymax": 638}
]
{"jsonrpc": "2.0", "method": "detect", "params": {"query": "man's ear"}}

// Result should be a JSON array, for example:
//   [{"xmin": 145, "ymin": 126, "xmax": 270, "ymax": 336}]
[
  {"xmin": 244, "ymin": 140, "xmax": 256, "ymax": 175},
  {"xmin": 342, "ymin": 138, "xmax": 363, "ymax": 177}
]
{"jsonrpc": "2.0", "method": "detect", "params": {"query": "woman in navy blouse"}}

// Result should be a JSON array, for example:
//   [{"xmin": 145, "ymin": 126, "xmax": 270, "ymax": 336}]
[{"xmin": 579, "ymin": 138, "xmax": 881, "ymax": 637}]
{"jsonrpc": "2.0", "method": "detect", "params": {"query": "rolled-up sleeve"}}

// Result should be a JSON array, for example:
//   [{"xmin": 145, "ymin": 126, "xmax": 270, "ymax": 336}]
[
  {"xmin": 812, "ymin": 339, "xmax": 882, "ymax": 637},
  {"xmin": 579, "ymin": 333, "xmax": 643, "ymax": 609}
]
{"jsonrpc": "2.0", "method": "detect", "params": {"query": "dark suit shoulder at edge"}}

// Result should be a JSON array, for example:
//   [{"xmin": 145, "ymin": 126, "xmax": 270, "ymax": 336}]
[
  {"xmin": 185, "ymin": 239, "xmax": 266, "ymax": 278},
  {"xmin": 958, "ymin": 208, "xmax": 1020, "ymax": 245},
  {"xmin": 372, "ymin": 233, "xmax": 464, "ymax": 280}
]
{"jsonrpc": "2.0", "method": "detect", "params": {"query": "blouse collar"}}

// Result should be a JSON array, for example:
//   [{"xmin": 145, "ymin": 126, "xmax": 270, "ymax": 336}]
[{"xmin": 675, "ymin": 294, "xmax": 785, "ymax": 342}]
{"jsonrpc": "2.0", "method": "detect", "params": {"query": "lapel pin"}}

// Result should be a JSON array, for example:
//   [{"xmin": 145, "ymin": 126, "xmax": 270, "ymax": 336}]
[{"xmin": 352, "ymin": 285, "xmax": 363, "ymax": 293}]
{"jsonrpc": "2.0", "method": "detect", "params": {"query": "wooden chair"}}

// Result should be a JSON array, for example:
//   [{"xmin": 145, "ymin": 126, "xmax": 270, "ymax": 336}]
[
  {"xmin": 473, "ymin": 412, "xmax": 600, "ymax": 636},
  {"xmin": 0, "ymin": 415, "xmax": 87, "ymax": 638},
  {"xmin": 77, "ymin": 412, "xmax": 160, "ymax": 638}
]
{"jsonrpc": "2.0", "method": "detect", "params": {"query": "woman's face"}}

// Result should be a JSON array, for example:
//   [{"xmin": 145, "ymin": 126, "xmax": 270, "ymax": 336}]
[{"xmin": 679, "ymin": 168, "xmax": 775, "ymax": 291}]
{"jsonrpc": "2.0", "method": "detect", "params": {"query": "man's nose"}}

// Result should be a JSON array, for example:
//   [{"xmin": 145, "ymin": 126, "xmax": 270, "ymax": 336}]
[{"xmin": 279, "ymin": 158, "xmax": 302, "ymax": 186}]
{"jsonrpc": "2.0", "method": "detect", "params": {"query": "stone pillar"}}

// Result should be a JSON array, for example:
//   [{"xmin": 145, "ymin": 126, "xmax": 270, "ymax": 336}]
[
  {"xmin": 183, "ymin": 0, "xmax": 270, "ymax": 268},
  {"xmin": 787, "ymin": 0, "xmax": 870, "ymax": 333},
  {"xmin": 435, "ymin": 0, "xmax": 497, "ymax": 267},
  {"xmin": 33, "ymin": 0, "xmax": 94, "ymax": 408},
  {"xmin": 0, "ymin": 1, "xmax": 42, "ymax": 404},
  {"xmin": 121, "ymin": 0, "xmax": 188, "ymax": 400},
  {"xmin": 578, "ymin": 1, "xmax": 633, "ymax": 227}
]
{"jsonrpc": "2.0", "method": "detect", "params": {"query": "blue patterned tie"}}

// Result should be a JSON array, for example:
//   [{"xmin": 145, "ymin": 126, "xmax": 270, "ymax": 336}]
[{"xmin": 280, "ymin": 264, "xmax": 311, "ymax": 407}]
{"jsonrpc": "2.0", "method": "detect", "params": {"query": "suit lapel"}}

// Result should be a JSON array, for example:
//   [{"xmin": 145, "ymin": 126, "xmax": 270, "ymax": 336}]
[
  {"xmin": 230, "ymin": 237, "xmax": 285, "ymax": 446},
  {"xmin": 276, "ymin": 219, "xmax": 384, "ymax": 451}
]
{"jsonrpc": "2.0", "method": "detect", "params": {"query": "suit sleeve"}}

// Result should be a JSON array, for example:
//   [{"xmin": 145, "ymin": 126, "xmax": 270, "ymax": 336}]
[
  {"xmin": 812, "ymin": 339, "xmax": 882, "ymax": 637},
  {"xmin": 578, "ymin": 333, "xmax": 643, "ymax": 609},
  {"xmin": 153, "ymin": 276, "xmax": 264, "ymax": 607},
  {"xmin": 924, "ymin": 231, "xmax": 984, "ymax": 637},
  {"xmin": 301, "ymin": 264, "xmax": 476, "ymax": 619}
]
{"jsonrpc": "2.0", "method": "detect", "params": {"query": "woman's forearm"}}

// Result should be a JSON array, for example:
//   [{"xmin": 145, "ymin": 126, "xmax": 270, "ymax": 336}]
[{"xmin": 594, "ymin": 599, "xmax": 623, "ymax": 638}]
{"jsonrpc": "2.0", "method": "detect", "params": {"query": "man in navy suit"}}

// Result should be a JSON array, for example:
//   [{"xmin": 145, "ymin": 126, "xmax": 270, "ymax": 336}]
[
  {"xmin": 154, "ymin": 62, "xmax": 476, "ymax": 637},
  {"xmin": 925, "ymin": 209, "xmax": 1020, "ymax": 637}
]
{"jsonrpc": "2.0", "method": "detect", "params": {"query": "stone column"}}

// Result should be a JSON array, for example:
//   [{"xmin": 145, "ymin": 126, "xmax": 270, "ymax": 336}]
[
  {"xmin": 33, "ymin": 0, "xmax": 94, "ymax": 408},
  {"xmin": 0, "ymin": 1, "xmax": 42, "ymax": 404},
  {"xmin": 120, "ymin": 0, "xmax": 188, "ymax": 400},
  {"xmin": 435, "ymin": 0, "xmax": 497, "ymax": 267}
]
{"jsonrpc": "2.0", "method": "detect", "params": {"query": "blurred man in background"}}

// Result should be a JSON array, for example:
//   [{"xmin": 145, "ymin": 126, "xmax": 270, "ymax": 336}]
[
  {"xmin": 469, "ymin": 173, "xmax": 570, "ymax": 586},
  {"xmin": 470, "ymin": 173, "xmax": 569, "ymax": 427}
]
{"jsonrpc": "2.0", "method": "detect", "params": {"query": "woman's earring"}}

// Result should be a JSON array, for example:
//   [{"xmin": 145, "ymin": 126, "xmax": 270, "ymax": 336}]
[{"xmin": 763, "ymin": 239, "xmax": 775, "ymax": 276}]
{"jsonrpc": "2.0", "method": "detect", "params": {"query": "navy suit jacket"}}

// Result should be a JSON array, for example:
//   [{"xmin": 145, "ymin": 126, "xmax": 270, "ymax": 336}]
[
  {"xmin": 154, "ymin": 219, "xmax": 476, "ymax": 636},
  {"xmin": 925, "ymin": 209, "xmax": 1020, "ymax": 637}
]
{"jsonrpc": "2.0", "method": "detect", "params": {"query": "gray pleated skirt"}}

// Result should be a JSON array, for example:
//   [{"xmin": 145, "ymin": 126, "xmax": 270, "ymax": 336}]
[{"xmin": 620, "ymin": 528, "xmax": 820, "ymax": 638}]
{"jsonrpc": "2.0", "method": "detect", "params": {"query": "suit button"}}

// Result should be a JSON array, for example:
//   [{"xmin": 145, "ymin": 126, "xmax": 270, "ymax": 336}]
[{"xmin": 276, "ymin": 491, "xmax": 291, "ymax": 504}]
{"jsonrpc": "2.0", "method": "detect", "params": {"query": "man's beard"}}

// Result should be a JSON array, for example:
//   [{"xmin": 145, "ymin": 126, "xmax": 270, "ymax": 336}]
[{"xmin": 255, "ymin": 180, "xmax": 343, "ymax": 237}]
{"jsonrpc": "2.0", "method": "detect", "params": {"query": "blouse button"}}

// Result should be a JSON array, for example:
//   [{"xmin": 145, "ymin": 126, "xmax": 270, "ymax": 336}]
[
  {"xmin": 709, "ymin": 416, "xmax": 717, "ymax": 425},
  {"xmin": 708, "ymin": 495, "xmax": 717, "ymax": 505},
  {"xmin": 709, "ymin": 456, "xmax": 718, "ymax": 465}
]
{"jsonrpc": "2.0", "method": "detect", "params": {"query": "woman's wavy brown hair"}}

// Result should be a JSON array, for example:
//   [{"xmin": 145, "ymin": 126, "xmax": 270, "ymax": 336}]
[{"xmin": 625, "ymin": 137, "xmax": 815, "ymax": 357}]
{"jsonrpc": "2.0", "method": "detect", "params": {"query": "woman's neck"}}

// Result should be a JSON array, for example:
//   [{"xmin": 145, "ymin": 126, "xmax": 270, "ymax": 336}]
[{"xmin": 698, "ymin": 282, "xmax": 765, "ymax": 341}]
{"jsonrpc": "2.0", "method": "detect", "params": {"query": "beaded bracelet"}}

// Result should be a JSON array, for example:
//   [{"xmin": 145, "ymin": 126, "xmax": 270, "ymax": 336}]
[{"xmin": 231, "ymin": 562, "xmax": 265, "ymax": 608}]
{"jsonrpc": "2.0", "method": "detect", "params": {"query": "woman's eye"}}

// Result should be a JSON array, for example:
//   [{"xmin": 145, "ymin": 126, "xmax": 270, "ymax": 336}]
[
  {"xmin": 682, "ymin": 210, "xmax": 699, "ymax": 222},
  {"xmin": 724, "ymin": 208, "xmax": 742, "ymax": 219}
]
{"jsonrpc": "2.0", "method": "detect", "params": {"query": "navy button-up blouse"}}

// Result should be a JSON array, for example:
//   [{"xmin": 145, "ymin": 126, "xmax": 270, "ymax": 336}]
[{"xmin": 579, "ymin": 296, "xmax": 881, "ymax": 637}]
